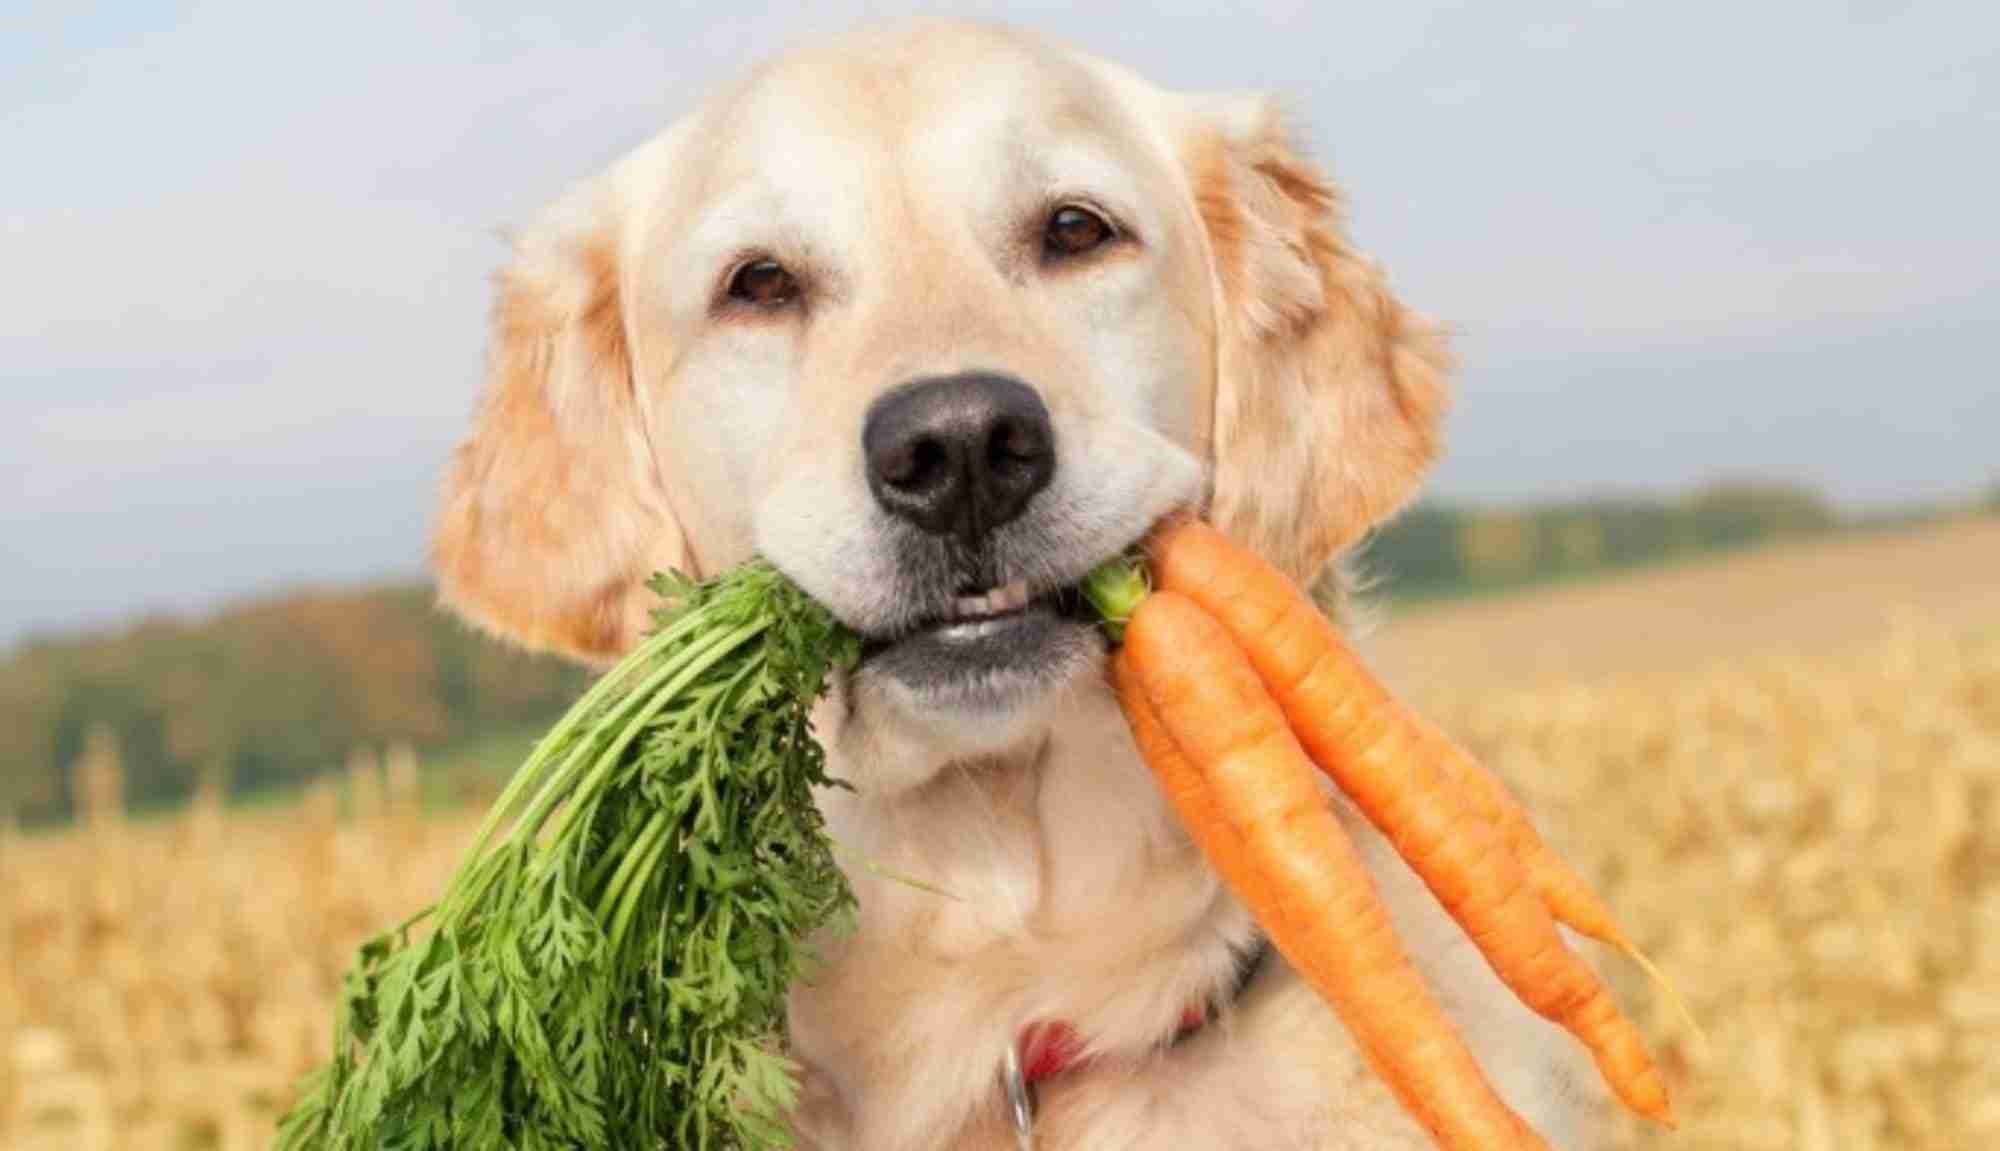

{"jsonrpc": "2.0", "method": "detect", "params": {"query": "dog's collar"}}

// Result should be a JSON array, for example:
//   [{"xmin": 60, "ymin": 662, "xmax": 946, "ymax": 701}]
[{"xmin": 1000, "ymin": 933, "xmax": 1271, "ymax": 1146}]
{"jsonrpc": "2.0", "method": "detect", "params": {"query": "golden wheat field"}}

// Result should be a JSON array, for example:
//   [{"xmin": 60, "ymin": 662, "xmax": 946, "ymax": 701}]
[{"xmin": 4, "ymin": 519, "xmax": 1997, "ymax": 1151}]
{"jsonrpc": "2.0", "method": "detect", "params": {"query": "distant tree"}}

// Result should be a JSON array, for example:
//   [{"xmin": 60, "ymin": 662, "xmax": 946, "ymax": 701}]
[
  {"xmin": 1522, "ymin": 507, "xmax": 1611, "ymax": 578},
  {"xmin": 1459, "ymin": 511, "xmax": 1538, "ymax": 584},
  {"xmin": 1361, "ymin": 504, "xmax": 1465, "ymax": 593},
  {"xmin": 1680, "ymin": 480, "xmax": 1836, "ymax": 550},
  {"xmin": 1362, "ymin": 482, "xmax": 1846, "ymax": 601},
  {"xmin": 0, "ymin": 661, "xmax": 60, "ymax": 814},
  {"xmin": 1593, "ymin": 499, "xmax": 1680, "ymax": 568},
  {"xmin": 0, "ymin": 583, "xmax": 586, "ymax": 824}
]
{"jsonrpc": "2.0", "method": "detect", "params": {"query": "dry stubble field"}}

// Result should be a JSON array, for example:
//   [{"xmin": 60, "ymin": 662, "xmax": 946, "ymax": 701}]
[{"xmin": 5, "ymin": 518, "xmax": 1998, "ymax": 1150}]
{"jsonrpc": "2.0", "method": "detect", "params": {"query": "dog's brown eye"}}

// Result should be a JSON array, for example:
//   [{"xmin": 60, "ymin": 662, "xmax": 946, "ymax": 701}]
[
  {"xmin": 1043, "ymin": 204, "xmax": 1115, "ymax": 259},
  {"xmin": 727, "ymin": 259, "xmax": 800, "ymax": 308}
]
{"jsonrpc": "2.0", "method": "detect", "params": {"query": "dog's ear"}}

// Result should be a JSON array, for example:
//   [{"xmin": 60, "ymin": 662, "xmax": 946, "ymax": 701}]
[
  {"xmin": 1187, "ymin": 95, "xmax": 1453, "ymax": 586},
  {"xmin": 430, "ymin": 178, "xmax": 688, "ymax": 664}
]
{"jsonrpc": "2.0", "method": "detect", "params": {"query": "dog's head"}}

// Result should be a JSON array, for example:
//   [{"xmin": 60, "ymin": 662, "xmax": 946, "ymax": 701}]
[{"xmin": 432, "ymin": 22, "xmax": 1449, "ymax": 784}]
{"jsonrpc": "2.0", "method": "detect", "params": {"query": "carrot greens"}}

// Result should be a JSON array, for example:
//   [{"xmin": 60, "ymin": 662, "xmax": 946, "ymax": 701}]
[{"xmin": 276, "ymin": 562, "xmax": 858, "ymax": 1151}]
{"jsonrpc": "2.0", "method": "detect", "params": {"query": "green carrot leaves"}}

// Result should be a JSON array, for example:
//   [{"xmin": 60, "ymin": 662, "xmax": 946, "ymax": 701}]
[{"xmin": 276, "ymin": 560, "xmax": 856, "ymax": 1151}]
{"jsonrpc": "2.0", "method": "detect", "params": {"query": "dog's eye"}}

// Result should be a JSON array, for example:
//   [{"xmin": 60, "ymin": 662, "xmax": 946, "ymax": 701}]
[
  {"xmin": 1043, "ymin": 204, "xmax": 1116, "ymax": 260},
  {"xmin": 726, "ymin": 258, "xmax": 801, "ymax": 308}
]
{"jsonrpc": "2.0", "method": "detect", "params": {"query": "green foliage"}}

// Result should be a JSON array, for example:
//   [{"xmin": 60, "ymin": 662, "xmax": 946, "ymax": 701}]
[
  {"xmin": 1365, "ymin": 481, "xmax": 1842, "ymax": 600},
  {"xmin": 275, "ymin": 561, "xmax": 859, "ymax": 1151},
  {"xmin": 1680, "ymin": 480, "xmax": 1837, "ymax": 550},
  {"xmin": 0, "ymin": 586, "xmax": 586, "ymax": 821}
]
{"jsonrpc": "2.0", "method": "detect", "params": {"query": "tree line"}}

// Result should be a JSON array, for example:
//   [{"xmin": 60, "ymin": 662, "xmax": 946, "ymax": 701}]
[
  {"xmin": 0, "ymin": 586, "xmax": 586, "ymax": 823},
  {"xmin": 1362, "ymin": 480, "xmax": 1887, "ymax": 599}
]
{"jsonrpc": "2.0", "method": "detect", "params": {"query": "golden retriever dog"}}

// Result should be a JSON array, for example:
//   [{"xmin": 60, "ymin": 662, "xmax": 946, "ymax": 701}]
[{"xmin": 430, "ymin": 20, "xmax": 1612, "ymax": 1150}]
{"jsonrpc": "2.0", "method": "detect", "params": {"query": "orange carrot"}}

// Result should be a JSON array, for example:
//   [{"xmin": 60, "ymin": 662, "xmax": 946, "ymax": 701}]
[
  {"xmin": 1113, "ymin": 657, "xmax": 1268, "ymax": 916},
  {"xmin": 1430, "ymin": 741, "xmax": 1702, "ymax": 1043},
  {"xmin": 1118, "ymin": 594, "xmax": 1551, "ymax": 1151},
  {"xmin": 1146, "ymin": 519, "xmax": 1673, "ymax": 1125}
]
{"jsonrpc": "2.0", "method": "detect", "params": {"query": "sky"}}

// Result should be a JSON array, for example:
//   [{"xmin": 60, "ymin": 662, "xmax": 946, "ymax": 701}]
[{"xmin": 4, "ymin": 1, "xmax": 1995, "ymax": 644}]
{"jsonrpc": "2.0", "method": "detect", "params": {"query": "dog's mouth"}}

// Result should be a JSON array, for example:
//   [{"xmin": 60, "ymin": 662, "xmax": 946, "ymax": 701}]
[
  {"xmin": 854, "ymin": 566, "xmax": 1104, "ymax": 709},
  {"xmin": 859, "ymin": 579, "xmax": 1087, "ymax": 655},
  {"xmin": 852, "ymin": 571, "xmax": 1088, "ymax": 651}
]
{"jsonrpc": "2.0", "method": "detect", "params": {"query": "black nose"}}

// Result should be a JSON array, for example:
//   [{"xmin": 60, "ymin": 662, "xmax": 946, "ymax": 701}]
[{"xmin": 863, "ymin": 372, "xmax": 1056, "ymax": 545}]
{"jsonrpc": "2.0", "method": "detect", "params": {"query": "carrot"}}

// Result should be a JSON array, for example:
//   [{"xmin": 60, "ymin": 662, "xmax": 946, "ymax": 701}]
[
  {"xmin": 1113, "ymin": 656, "xmax": 1268, "ymax": 916},
  {"xmin": 1145, "ymin": 519, "xmax": 1674, "ymax": 1125},
  {"xmin": 1430, "ymin": 741, "xmax": 1704, "ymax": 1044},
  {"xmin": 1116, "ymin": 596, "xmax": 1550, "ymax": 1151}
]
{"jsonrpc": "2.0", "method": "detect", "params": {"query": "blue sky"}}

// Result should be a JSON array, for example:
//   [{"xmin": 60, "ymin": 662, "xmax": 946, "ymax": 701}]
[{"xmin": 4, "ymin": 1, "xmax": 1995, "ymax": 643}]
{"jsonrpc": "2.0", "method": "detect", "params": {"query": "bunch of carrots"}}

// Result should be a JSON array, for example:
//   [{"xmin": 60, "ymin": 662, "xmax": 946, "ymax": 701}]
[{"xmin": 1089, "ymin": 519, "xmax": 1688, "ymax": 1150}]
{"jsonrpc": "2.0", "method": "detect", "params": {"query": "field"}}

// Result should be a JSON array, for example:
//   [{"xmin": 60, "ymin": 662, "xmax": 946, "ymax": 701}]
[
  {"xmin": 4, "ymin": 518, "xmax": 1997, "ymax": 1150},
  {"xmin": 1374, "ymin": 518, "xmax": 2000, "ymax": 1150}
]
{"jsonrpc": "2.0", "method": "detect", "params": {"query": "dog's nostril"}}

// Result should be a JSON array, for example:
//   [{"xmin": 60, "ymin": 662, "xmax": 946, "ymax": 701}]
[
  {"xmin": 907, "ymin": 439, "xmax": 949, "ymax": 489},
  {"xmin": 990, "ymin": 419, "xmax": 1045, "ymax": 466},
  {"xmin": 877, "ymin": 438, "xmax": 942, "ymax": 490}
]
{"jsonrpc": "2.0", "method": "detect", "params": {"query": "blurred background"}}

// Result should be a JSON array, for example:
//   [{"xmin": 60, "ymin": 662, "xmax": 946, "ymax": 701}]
[{"xmin": 3, "ymin": 3, "xmax": 1995, "ymax": 1150}]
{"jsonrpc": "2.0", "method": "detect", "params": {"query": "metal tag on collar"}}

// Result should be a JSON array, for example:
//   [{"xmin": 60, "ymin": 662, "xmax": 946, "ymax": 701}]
[{"xmin": 1000, "ymin": 1041, "xmax": 1037, "ymax": 1150}]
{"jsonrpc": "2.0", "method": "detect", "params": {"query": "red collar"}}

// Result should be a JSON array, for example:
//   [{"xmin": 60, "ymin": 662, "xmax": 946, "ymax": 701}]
[
  {"xmin": 1013, "ymin": 935, "xmax": 1271, "ymax": 1085},
  {"xmin": 1015, "ymin": 1002, "xmax": 1209, "ymax": 1085}
]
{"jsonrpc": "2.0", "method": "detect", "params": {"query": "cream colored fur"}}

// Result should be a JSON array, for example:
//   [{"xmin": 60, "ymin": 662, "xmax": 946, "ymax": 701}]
[{"xmin": 430, "ymin": 20, "xmax": 1613, "ymax": 1150}]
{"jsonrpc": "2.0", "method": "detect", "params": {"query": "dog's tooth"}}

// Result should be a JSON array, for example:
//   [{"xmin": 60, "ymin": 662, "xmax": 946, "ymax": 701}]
[{"xmin": 941, "ymin": 586, "xmax": 1036, "ymax": 621}]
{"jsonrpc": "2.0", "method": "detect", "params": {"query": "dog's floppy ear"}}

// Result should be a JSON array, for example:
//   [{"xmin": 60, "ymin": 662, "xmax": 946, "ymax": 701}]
[
  {"xmin": 431, "ymin": 177, "xmax": 688, "ymax": 664},
  {"xmin": 1188, "ymin": 95, "xmax": 1452, "ymax": 586}
]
